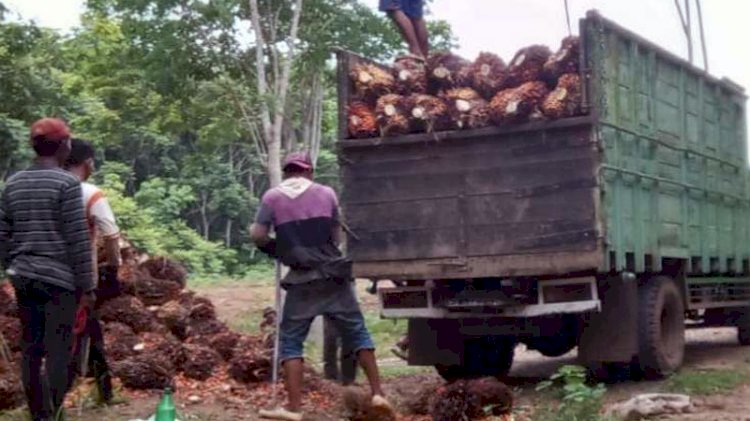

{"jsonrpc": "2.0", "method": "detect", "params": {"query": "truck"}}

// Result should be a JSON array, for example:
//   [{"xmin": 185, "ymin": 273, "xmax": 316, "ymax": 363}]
[{"xmin": 334, "ymin": 10, "xmax": 749, "ymax": 381}]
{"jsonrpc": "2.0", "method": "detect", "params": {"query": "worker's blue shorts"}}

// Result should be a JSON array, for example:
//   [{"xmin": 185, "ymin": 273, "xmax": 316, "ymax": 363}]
[
  {"xmin": 379, "ymin": 0, "xmax": 424, "ymax": 19},
  {"xmin": 278, "ymin": 278, "xmax": 375, "ymax": 363}
]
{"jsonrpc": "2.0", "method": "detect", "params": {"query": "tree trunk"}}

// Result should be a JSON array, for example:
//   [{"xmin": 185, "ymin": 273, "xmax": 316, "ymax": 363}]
[
  {"xmin": 248, "ymin": 0, "xmax": 304, "ymax": 188},
  {"xmin": 225, "ymin": 219, "xmax": 233, "ymax": 247},
  {"xmin": 200, "ymin": 192, "xmax": 210, "ymax": 240}
]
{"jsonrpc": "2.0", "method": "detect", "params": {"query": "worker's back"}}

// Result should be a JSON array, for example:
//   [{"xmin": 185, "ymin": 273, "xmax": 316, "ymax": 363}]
[{"xmin": 1, "ymin": 165, "xmax": 90, "ymax": 290}]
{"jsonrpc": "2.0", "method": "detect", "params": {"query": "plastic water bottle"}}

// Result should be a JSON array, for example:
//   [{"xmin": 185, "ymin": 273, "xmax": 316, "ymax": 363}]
[{"xmin": 154, "ymin": 387, "xmax": 176, "ymax": 421}]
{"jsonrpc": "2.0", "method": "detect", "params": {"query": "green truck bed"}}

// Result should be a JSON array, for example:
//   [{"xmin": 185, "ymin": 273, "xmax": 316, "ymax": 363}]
[{"xmin": 336, "ymin": 12, "xmax": 748, "ymax": 308}]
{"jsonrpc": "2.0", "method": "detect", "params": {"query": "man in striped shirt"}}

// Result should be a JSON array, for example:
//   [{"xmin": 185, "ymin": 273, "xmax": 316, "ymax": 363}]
[{"xmin": 0, "ymin": 118, "xmax": 94, "ymax": 421}]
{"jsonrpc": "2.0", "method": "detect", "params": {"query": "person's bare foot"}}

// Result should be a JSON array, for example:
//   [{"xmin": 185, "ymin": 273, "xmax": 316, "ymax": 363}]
[{"xmin": 371, "ymin": 395, "xmax": 396, "ymax": 418}]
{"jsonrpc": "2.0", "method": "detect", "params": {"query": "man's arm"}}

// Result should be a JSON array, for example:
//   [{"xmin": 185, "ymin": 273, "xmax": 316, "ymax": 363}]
[
  {"xmin": 90, "ymin": 195, "xmax": 121, "ymax": 268},
  {"xmin": 0, "ymin": 188, "xmax": 12, "ymax": 270},
  {"xmin": 250, "ymin": 223, "xmax": 271, "ymax": 246},
  {"xmin": 251, "ymin": 195, "xmax": 277, "ymax": 257},
  {"xmin": 61, "ymin": 182, "xmax": 94, "ymax": 292}
]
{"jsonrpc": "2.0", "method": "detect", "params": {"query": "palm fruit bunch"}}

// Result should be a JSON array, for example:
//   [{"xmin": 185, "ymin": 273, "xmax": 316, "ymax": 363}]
[
  {"xmin": 344, "ymin": 36, "xmax": 586, "ymax": 139},
  {"xmin": 347, "ymin": 102, "xmax": 378, "ymax": 139},
  {"xmin": 541, "ymin": 73, "xmax": 583, "ymax": 119},
  {"xmin": 180, "ymin": 344, "xmax": 221, "ymax": 381},
  {"xmin": 349, "ymin": 62, "xmax": 395, "ymax": 99},
  {"xmin": 469, "ymin": 52, "xmax": 508, "ymax": 99},
  {"xmin": 543, "ymin": 36, "xmax": 580, "ymax": 82},
  {"xmin": 393, "ymin": 56, "xmax": 428, "ymax": 94},
  {"xmin": 375, "ymin": 94, "xmax": 410, "ymax": 136},
  {"xmin": 490, "ymin": 81, "xmax": 550, "ymax": 125},
  {"xmin": 506, "ymin": 45, "xmax": 552, "ymax": 87},
  {"xmin": 0, "ymin": 358, "xmax": 23, "ymax": 411},
  {"xmin": 427, "ymin": 52, "xmax": 472, "ymax": 92},
  {"xmin": 405, "ymin": 94, "xmax": 452, "ymax": 133},
  {"xmin": 442, "ymin": 88, "xmax": 490, "ymax": 130}
]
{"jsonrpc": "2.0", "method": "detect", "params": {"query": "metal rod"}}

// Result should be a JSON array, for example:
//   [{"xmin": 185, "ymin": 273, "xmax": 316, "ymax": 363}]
[
  {"xmin": 564, "ymin": 0, "xmax": 572, "ymax": 36},
  {"xmin": 270, "ymin": 261, "xmax": 283, "ymax": 406},
  {"xmin": 685, "ymin": 0, "xmax": 693, "ymax": 63},
  {"xmin": 696, "ymin": 0, "xmax": 709, "ymax": 71}
]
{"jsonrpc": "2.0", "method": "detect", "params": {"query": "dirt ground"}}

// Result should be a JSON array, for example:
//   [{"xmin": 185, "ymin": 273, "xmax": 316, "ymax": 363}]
[{"xmin": 3, "ymin": 282, "xmax": 750, "ymax": 421}]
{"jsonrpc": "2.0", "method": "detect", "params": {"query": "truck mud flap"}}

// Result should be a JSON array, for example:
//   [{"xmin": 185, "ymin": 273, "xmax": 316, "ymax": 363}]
[
  {"xmin": 578, "ymin": 273, "xmax": 638, "ymax": 364},
  {"xmin": 407, "ymin": 319, "xmax": 462, "ymax": 366}
]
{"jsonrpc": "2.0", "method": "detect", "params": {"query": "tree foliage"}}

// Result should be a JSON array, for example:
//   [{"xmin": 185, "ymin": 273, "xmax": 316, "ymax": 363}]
[{"xmin": 0, "ymin": 0, "xmax": 455, "ymax": 275}]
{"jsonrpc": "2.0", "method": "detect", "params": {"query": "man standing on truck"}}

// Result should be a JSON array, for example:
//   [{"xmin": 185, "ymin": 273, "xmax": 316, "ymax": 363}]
[
  {"xmin": 380, "ymin": 0, "xmax": 429, "ymax": 59},
  {"xmin": 251, "ymin": 152, "xmax": 394, "ymax": 421},
  {"xmin": 0, "ymin": 118, "xmax": 94, "ymax": 421},
  {"xmin": 64, "ymin": 138, "xmax": 121, "ymax": 405}
]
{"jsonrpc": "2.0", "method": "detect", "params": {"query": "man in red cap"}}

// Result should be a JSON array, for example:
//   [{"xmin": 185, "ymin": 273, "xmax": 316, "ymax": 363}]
[
  {"xmin": 251, "ymin": 152, "xmax": 394, "ymax": 421},
  {"xmin": 0, "ymin": 118, "xmax": 94, "ymax": 421}
]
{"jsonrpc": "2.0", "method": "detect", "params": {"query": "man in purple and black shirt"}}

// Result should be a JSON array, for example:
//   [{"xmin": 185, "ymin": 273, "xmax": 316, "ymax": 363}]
[{"xmin": 251, "ymin": 152, "xmax": 394, "ymax": 421}]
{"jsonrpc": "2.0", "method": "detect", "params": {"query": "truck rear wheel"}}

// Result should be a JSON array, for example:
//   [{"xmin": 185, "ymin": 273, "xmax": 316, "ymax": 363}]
[
  {"xmin": 435, "ymin": 336, "xmax": 515, "ymax": 382},
  {"xmin": 636, "ymin": 276, "xmax": 685, "ymax": 379}
]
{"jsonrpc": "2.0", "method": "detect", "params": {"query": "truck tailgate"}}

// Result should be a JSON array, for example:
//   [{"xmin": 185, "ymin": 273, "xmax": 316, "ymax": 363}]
[{"xmin": 338, "ymin": 117, "xmax": 604, "ymax": 280}]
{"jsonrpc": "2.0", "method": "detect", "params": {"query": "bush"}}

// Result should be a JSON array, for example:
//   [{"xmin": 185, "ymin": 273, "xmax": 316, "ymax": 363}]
[
  {"xmin": 535, "ymin": 365, "xmax": 611, "ymax": 421},
  {"xmin": 102, "ymin": 173, "xmax": 239, "ymax": 275}
]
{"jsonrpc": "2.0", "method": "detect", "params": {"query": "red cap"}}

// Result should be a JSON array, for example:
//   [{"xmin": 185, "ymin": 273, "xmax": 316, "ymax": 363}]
[
  {"xmin": 283, "ymin": 152, "xmax": 313, "ymax": 171},
  {"xmin": 30, "ymin": 118, "xmax": 71, "ymax": 143}
]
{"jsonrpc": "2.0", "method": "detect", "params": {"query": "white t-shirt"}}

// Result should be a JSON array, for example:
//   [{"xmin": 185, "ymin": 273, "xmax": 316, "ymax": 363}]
[{"xmin": 81, "ymin": 182, "xmax": 120, "ymax": 240}]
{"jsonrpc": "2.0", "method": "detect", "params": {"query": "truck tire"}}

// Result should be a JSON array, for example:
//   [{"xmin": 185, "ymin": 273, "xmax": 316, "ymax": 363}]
[
  {"xmin": 636, "ymin": 276, "xmax": 685, "ymax": 379},
  {"xmin": 435, "ymin": 336, "xmax": 515, "ymax": 382},
  {"xmin": 735, "ymin": 308, "xmax": 750, "ymax": 346}
]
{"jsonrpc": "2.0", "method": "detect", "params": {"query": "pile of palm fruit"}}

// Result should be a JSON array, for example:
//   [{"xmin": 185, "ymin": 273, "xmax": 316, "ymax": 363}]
[
  {"xmin": 346, "ymin": 36, "xmax": 583, "ymax": 138},
  {"xmin": 0, "ymin": 242, "xmax": 277, "ymax": 410}
]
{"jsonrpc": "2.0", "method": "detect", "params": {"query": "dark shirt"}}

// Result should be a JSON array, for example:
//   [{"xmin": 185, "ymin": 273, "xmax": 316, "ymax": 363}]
[
  {"xmin": 0, "ymin": 164, "xmax": 94, "ymax": 292},
  {"xmin": 255, "ymin": 179, "xmax": 351, "ymax": 286}
]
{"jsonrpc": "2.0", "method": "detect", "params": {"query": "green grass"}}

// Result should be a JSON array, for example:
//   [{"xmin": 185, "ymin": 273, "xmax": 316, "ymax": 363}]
[
  {"xmin": 666, "ymin": 368, "xmax": 749, "ymax": 396},
  {"xmin": 379, "ymin": 364, "xmax": 432, "ymax": 378},
  {"xmin": 0, "ymin": 408, "xmax": 29, "ymax": 421},
  {"xmin": 188, "ymin": 263, "xmax": 275, "ymax": 288},
  {"xmin": 363, "ymin": 313, "xmax": 407, "ymax": 360}
]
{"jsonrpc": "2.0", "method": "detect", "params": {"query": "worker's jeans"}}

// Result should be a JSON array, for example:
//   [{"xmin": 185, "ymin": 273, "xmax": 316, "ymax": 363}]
[{"xmin": 11, "ymin": 277, "xmax": 76, "ymax": 421}]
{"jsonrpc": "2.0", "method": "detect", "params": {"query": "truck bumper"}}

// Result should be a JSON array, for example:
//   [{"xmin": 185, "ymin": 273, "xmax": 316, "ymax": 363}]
[{"xmin": 378, "ymin": 276, "xmax": 601, "ymax": 319}]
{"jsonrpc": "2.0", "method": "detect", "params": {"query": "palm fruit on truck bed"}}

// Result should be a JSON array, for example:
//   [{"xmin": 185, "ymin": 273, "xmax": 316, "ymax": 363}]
[
  {"xmin": 490, "ymin": 81, "xmax": 550, "ymax": 125},
  {"xmin": 541, "ymin": 73, "xmax": 583, "ymax": 119},
  {"xmin": 393, "ymin": 56, "xmax": 428, "ymax": 94},
  {"xmin": 442, "ymin": 87, "xmax": 490, "ymax": 130},
  {"xmin": 506, "ymin": 45, "xmax": 552, "ymax": 87},
  {"xmin": 543, "ymin": 36, "xmax": 580, "ymax": 83},
  {"xmin": 406, "ymin": 94, "xmax": 452, "ymax": 133},
  {"xmin": 349, "ymin": 62, "xmax": 395, "ymax": 99},
  {"xmin": 375, "ymin": 94, "xmax": 410, "ymax": 136},
  {"xmin": 469, "ymin": 52, "xmax": 508, "ymax": 100},
  {"xmin": 347, "ymin": 101, "xmax": 379, "ymax": 139},
  {"xmin": 427, "ymin": 52, "xmax": 471, "ymax": 92}
]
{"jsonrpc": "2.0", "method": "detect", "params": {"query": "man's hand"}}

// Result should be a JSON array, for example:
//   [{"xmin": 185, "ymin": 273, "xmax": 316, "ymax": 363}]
[{"xmin": 78, "ymin": 290, "xmax": 97, "ymax": 311}]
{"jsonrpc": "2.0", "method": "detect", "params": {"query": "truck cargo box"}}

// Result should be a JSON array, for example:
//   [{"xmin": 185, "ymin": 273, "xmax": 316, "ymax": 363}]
[{"xmin": 336, "ymin": 11, "xmax": 747, "ymax": 286}]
